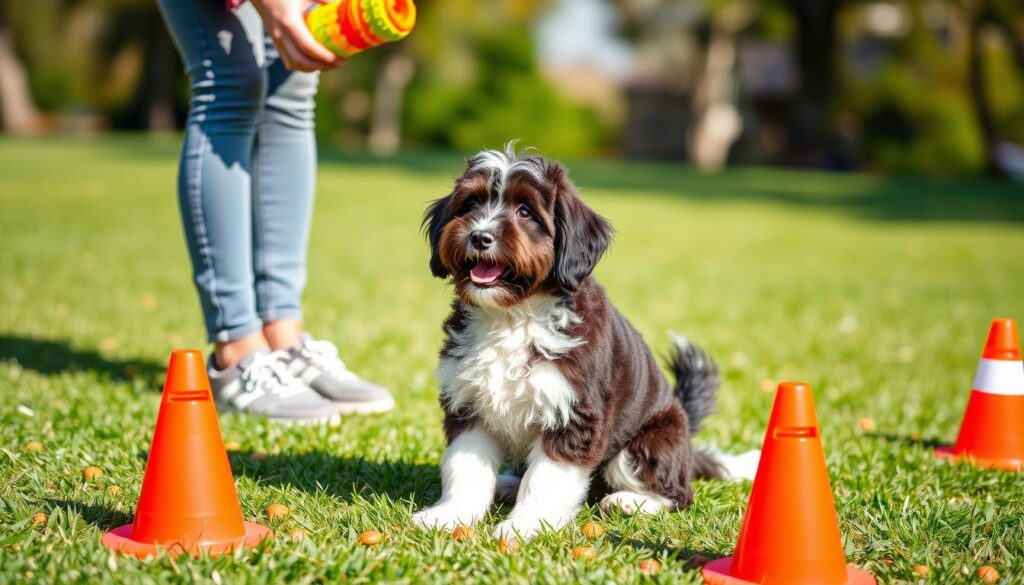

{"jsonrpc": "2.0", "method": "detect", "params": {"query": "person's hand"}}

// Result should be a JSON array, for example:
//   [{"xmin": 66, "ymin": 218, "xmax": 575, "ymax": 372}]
[{"xmin": 250, "ymin": 0, "xmax": 343, "ymax": 72}]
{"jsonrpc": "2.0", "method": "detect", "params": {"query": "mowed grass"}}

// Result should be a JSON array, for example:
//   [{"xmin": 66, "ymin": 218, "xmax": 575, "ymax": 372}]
[{"xmin": 2, "ymin": 136, "xmax": 1024, "ymax": 584}]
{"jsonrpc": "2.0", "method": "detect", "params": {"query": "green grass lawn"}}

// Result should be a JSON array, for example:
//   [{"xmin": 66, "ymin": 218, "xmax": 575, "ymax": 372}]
[{"xmin": 2, "ymin": 136, "xmax": 1023, "ymax": 584}]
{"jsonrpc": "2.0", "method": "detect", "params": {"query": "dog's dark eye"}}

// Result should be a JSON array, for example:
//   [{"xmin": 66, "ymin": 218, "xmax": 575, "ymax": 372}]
[
  {"xmin": 459, "ymin": 197, "xmax": 480, "ymax": 214},
  {"xmin": 516, "ymin": 204, "xmax": 533, "ymax": 220}
]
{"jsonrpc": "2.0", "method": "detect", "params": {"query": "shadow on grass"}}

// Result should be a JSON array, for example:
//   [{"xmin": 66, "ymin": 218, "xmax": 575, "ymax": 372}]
[
  {"xmin": 0, "ymin": 335, "xmax": 165, "ymax": 386},
  {"xmin": 867, "ymin": 432, "xmax": 945, "ymax": 449},
  {"xmin": 53, "ymin": 138, "xmax": 1023, "ymax": 225},
  {"xmin": 46, "ymin": 499, "xmax": 133, "ymax": 532},
  {"xmin": 571, "ymin": 164, "xmax": 1024, "ymax": 224},
  {"xmin": 231, "ymin": 451, "xmax": 705, "ymax": 512},
  {"xmin": 673, "ymin": 550, "xmax": 722, "ymax": 571},
  {"xmin": 317, "ymin": 147, "xmax": 1024, "ymax": 225},
  {"xmin": 604, "ymin": 531, "xmax": 725, "ymax": 568},
  {"xmin": 231, "ymin": 451, "xmax": 439, "ymax": 508}
]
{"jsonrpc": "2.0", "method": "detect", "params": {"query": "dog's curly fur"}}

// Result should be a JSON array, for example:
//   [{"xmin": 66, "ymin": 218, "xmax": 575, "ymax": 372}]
[{"xmin": 414, "ymin": 144, "xmax": 725, "ymax": 539}]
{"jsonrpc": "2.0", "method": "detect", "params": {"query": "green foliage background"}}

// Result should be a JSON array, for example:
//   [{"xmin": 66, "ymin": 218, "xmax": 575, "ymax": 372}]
[{"xmin": 3, "ymin": 0, "xmax": 1024, "ymax": 169}]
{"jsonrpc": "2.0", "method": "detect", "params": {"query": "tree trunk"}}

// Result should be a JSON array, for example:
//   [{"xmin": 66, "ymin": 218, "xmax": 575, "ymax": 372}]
[
  {"xmin": 690, "ymin": 15, "xmax": 743, "ymax": 170},
  {"xmin": 989, "ymin": 18, "xmax": 1024, "ymax": 79},
  {"xmin": 141, "ymin": 19, "xmax": 177, "ymax": 131},
  {"xmin": 967, "ymin": 17, "xmax": 998, "ymax": 173},
  {"xmin": 788, "ymin": 0, "xmax": 839, "ymax": 165},
  {"xmin": 368, "ymin": 50, "xmax": 414, "ymax": 156},
  {"xmin": 0, "ymin": 28, "xmax": 40, "ymax": 134}
]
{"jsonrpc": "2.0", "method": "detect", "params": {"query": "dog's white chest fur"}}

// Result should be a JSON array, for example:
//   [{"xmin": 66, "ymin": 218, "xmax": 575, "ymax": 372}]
[{"xmin": 437, "ymin": 295, "xmax": 582, "ymax": 460}]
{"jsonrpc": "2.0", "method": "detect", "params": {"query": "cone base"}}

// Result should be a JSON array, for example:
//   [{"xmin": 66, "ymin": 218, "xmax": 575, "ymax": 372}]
[
  {"xmin": 934, "ymin": 446, "xmax": 1024, "ymax": 471},
  {"xmin": 102, "ymin": 522, "xmax": 272, "ymax": 559},
  {"xmin": 701, "ymin": 557, "xmax": 876, "ymax": 585}
]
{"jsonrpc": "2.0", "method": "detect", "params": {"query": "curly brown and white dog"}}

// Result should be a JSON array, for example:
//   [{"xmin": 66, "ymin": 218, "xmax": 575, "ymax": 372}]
[{"xmin": 414, "ymin": 145, "xmax": 757, "ymax": 541}]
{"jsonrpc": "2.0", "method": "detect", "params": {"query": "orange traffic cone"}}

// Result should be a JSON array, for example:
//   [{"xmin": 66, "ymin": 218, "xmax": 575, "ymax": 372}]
[
  {"xmin": 703, "ymin": 382, "xmax": 875, "ymax": 585},
  {"xmin": 935, "ymin": 318, "xmax": 1024, "ymax": 471},
  {"xmin": 102, "ymin": 350, "xmax": 271, "ymax": 558}
]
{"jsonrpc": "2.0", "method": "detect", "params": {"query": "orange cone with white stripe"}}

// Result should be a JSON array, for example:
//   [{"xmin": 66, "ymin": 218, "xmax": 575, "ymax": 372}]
[{"xmin": 936, "ymin": 318, "xmax": 1024, "ymax": 471}]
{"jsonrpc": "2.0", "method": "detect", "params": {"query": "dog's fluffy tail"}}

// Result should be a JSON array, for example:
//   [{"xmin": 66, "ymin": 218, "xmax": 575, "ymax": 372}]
[
  {"xmin": 668, "ymin": 334, "xmax": 760, "ymax": 481},
  {"xmin": 666, "ymin": 333, "xmax": 719, "ymax": 436}
]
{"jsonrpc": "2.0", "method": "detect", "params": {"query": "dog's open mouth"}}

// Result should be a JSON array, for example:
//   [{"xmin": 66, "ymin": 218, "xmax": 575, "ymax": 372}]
[{"xmin": 469, "ymin": 260, "xmax": 506, "ymax": 286}]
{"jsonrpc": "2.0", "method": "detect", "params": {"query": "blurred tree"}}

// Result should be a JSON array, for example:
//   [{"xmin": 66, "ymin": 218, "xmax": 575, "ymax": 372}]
[
  {"xmin": 395, "ymin": 0, "xmax": 605, "ymax": 156},
  {"xmin": 787, "ymin": 0, "xmax": 840, "ymax": 165},
  {"xmin": 5, "ymin": 0, "xmax": 180, "ymax": 130},
  {"xmin": 609, "ymin": 0, "xmax": 841, "ymax": 166},
  {"xmin": 4, "ymin": 0, "xmax": 1022, "ymax": 178},
  {"xmin": 312, "ymin": 0, "xmax": 609, "ymax": 155},
  {"xmin": 367, "ymin": 46, "xmax": 414, "ymax": 155},
  {"xmin": 606, "ymin": 0, "xmax": 709, "ymax": 160},
  {"xmin": 690, "ymin": 1, "xmax": 751, "ymax": 170},
  {"xmin": 967, "ymin": 2, "xmax": 996, "ymax": 171},
  {"xmin": 85, "ymin": 0, "xmax": 179, "ymax": 130},
  {"xmin": 834, "ymin": 0, "xmax": 1024, "ymax": 175},
  {"xmin": 960, "ymin": 0, "xmax": 1024, "ymax": 172},
  {"xmin": 984, "ymin": 0, "xmax": 1024, "ymax": 70},
  {"xmin": 0, "ymin": 6, "xmax": 40, "ymax": 134}
]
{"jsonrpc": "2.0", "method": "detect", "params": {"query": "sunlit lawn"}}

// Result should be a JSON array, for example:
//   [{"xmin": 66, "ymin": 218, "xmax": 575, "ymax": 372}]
[{"xmin": 1, "ymin": 136, "xmax": 1023, "ymax": 583}]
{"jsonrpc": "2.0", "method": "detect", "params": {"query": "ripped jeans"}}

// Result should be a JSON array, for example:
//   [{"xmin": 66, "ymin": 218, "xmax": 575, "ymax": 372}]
[{"xmin": 157, "ymin": 0, "xmax": 318, "ymax": 342}]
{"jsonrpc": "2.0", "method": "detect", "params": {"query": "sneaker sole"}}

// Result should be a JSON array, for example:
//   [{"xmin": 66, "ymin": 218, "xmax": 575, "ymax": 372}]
[
  {"xmin": 332, "ymin": 396, "xmax": 395, "ymax": 415},
  {"xmin": 272, "ymin": 412, "xmax": 343, "ymax": 427},
  {"xmin": 215, "ymin": 402, "xmax": 344, "ymax": 426}
]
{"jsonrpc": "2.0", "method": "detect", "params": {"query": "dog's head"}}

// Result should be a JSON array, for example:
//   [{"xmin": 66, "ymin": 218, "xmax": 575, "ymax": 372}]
[{"xmin": 423, "ymin": 145, "xmax": 613, "ymax": 307}]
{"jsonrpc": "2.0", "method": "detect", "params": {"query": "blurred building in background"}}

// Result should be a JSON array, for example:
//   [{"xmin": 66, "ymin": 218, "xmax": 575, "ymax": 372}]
[{"xmin": 1, "ymin": 0, "xmax": 1022, "ymax": 179}]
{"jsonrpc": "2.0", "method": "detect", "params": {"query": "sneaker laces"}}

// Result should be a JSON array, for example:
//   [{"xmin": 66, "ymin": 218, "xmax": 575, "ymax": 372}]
[
  {"xmin": 300, "ymin": 338, "xmax": 360, "ymax": 382},
  {"xmin": 241, "ymin": 351, "xmax": 308, "ymax": 399}
]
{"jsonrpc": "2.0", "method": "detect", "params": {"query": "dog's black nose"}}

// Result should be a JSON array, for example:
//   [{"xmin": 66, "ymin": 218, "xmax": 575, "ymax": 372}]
[{"xmin": 470, "ymin": 230, "xmax": 495, "ymax": 250}]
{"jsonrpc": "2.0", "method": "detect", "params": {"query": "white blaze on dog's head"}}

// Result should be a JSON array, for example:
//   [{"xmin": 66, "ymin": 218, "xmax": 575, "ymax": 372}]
[
  {"xmin": 468, "ymin": 142, "xmax": 544, "ymax": 201},
  {"xmin": 423, "ymin": 142, "xmax": 612, "ymax": 308},
  {"xmin": 466, "ymin": 142, "xmax": 544, "ymax": 235}
]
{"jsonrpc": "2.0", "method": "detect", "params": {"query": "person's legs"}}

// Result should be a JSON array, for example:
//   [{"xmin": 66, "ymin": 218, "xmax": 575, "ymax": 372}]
[
  {"xmin": 156, "ymin": 0, "xmax": 269, "ymax": 366},
  {"xmin": 248, "ymin": 42, "xmax": 393, "ymax": 412},
  {"xmin": 155, "ymin": 0, "xmax": 344, "ymax": 422},
  {"xmin": 251, "ymin": 37, "xmax": 319, "ymax": 350}
]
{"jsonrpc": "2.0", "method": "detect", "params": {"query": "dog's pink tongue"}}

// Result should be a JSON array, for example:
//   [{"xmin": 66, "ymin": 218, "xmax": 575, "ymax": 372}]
[{"xmin": 470, "ymin": 261, "xmax": 504, "ymax": 284}]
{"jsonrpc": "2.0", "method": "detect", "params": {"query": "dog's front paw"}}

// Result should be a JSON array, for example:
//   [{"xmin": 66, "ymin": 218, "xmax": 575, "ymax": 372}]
[
  {"xmin": 493, "ymin": 511, "xmax": 570, "ymax": 542},
  {"xmin": 493, "ymin": 517, "xmax": 542, "ymax": 542},
  {"xmin": 600, "ymin": 491, "xmax": 670, "ymax": 516},
  {"xmin": 413, "ymin": 504, "xmax": 475, "ymax": 531}
]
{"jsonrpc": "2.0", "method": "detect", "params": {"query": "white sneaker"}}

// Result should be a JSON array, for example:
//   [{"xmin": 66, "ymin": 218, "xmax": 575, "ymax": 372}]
[
  {"xmin": 207, "ymin": 350, "xmax": 343, "ymax": 424},
  {"xmin": 282, "ymin": 334, "xmax": 395, "ymax": 414}
]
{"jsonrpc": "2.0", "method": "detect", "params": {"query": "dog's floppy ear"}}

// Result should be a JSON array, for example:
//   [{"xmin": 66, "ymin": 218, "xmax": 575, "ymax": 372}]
[
  {"xmin": 422, "ymin": 195, "xmax": 452, "ymax": 278},
  {"xmin": 549, "ymin": 163, "xmax": 614, "ymax": 291}
]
